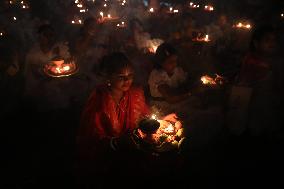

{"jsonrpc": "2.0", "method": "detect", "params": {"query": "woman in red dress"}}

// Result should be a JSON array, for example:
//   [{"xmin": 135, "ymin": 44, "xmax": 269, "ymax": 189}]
[{"xmin": 76, "ymin": 52, "xmax": 179, "ymax": 185}]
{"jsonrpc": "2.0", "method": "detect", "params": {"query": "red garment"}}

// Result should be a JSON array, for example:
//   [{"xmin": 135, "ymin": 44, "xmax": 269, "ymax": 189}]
[
  {"xmin": 240, "ymin": 53, "xmax": 271, "ymax": 84},
  {"xmin": 79, "ymin": 85, "xmax": 150, "ymax": 141}
]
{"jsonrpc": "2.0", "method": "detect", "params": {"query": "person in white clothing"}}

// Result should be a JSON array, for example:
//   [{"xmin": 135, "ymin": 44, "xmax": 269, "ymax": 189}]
[{"xmin": 148, "ymin": 43, "xmax": 193, "ymax": 116}]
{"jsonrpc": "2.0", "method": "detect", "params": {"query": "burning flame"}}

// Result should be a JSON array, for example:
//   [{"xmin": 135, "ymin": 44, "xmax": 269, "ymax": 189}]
[
  {"xmin": 193, "ymin": 34, "xmax": 210, "ymax": 42},
  {"xmin": 201, "ymin": 75, "xmax": 216, "ymax": 85},
  {"xmin": 149, "ymin": 8, "xmax": 154, "ymax": 12},
  {"xmin": 204, "ymin": 5, "xmax": 214, "ymax": 11},
  {"xmin": 190, "ymin": 2, "xmax": 200, "ymax": 8},
  {"xmin": 163, "ymin": 123, "xmax": 175, "ymax": 134},
  {"xmin": 233, "ymin": 22, "xmax": 252, "ymax": 30},
  {"xmin": 151, "ymin": 114, "xmax": 158, "ymax": 120},
  {"xmin": 201, "ymin": 74, "xmax": 225, "ymax": 85}
]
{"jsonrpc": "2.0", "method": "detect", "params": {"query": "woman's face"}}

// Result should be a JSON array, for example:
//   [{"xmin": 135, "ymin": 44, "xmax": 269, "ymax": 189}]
[
  {"xmin": 110, "ymin": 67, "xmax": 134, "ymax": 92},
  {"xmin": 162, "ymin": 55, "xmax": 178, "ymax": 75}
]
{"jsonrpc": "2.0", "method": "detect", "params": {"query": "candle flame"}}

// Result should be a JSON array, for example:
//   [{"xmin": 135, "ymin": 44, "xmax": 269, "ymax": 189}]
[
  {"xmin": 201, "ymin": 75, "xmax": 217, "ymax": 85},
  {"xmin": 234, "ymin": 22, "xmax": 252, "ymax": 30},
  {"xmin": 63, "ymin": 65, "xmax": 70, "ymax": 71},
  {"xmin": 151, "ymin": 114, "xmax": 158, "ymax": 120},
  {"xmin": 100, "ymin": 11, "xmax": 104, "ymax": 17}
]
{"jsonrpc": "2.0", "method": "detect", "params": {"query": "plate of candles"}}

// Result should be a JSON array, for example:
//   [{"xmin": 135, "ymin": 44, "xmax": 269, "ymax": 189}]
[
  {"xmin": 43, "ymin": 57, "xmax": 79, "ymax": 78},
  {"xmin": 132, "ymin": 115, "xmax": 185, "ymax": 154}
]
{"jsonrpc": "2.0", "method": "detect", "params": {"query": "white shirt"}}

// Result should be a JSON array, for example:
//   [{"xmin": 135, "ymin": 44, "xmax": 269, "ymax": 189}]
[{"xmin": 148, "ymin": 67, "xmax": 187, "ymax": 97}]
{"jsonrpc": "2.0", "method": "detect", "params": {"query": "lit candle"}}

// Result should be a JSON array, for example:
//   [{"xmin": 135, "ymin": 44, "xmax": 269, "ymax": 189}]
[
  {"xmin": 205, "ymin": 34, "xmax": 209, "ymax": 41},
  {"xmin": 233, "ymin": 22, "xmax": 252, "ymax": 30},
  {"xmin": 78, "ymin": 19, "xmax": 82, "ymax": 24},
  {"xmin": 13, "ymin": 16, "xmax": 17, "ymax": 21},
  {"xmin": 149, "ymin": 8, "xmax": 154, "ymax": 12},
  {"xmin": 71, "ymin": 20, "xmax": 75, "ymax": 24},
  {"xmin": 151, "ymin": 114, "xmax": 158, "ymax": 120},
  {"xmin": 100, "ymin": 11, "xmax": 104, "ymax": 19},
  {"xmin": 107, "ymin": 14, "xmax": 111, "ymax": 18},
  {"xmin": 204, "ymin": 5, "xmax": 214, "ymax": 11},
  {"xmin": 63, "ymin": 65, "xmax": 70, "ymax": 71},
  {"xmin": 104, "ymin": 3, "xmax": 107, "ymax": 7},
  {"xmin": 56, "ymin": 67, "xmax": 61, "ymax": 74},
  {"xmin": 173, "ymin": 9, "xmax": 179, "ymax": 13}
]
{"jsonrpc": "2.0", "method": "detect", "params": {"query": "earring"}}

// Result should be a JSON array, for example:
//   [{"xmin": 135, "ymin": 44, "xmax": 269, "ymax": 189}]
[{"xmin": 107, "ymin": 80, "xmax": 111, "ymax": 87}]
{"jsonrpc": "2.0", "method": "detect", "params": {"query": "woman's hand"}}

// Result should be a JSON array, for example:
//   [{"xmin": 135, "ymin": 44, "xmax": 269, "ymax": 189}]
[{"xmin": 161, "ymin": 113, "xmax": 178, "ymax": 123}]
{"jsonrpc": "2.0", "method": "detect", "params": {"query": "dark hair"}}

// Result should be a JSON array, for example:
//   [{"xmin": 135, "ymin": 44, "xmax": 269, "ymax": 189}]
[
  {"xmin": 249, "ymin": 25, "xmax": 275, "ymax": 52},
  {"xmin": 154, "ymin": 43, "xmax": 177, "ymax": 69},
  {"xmin": 99, "ymin": 52, "xmax": 133, "ymax": 76}
]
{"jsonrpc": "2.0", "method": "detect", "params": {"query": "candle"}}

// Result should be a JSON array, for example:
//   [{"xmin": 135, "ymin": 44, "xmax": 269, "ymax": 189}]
[
  {"xmin": 204, "ymin": 5, "xmax": 214, "ymax": 11},
  {"xmin": 100, "ymin": 11, "xmax": 104, "ymax": 19},
  {"xmin": 201, "ymin": 75, "xmax": 216, "ymax": 85},
  {"xmin": 149, "ymin": 8, "xmax": 154, "ymax": 12},
  {"xmin": 233, "ymin": 22, "xmax": 252, "ymax": 30},
  {"xmin": 63, "ymin": 65, "xmax": 70, "ymax": 71},
  {"xmin": 151, "ymin": 114, "xmax": 158, "ymax": 120}
]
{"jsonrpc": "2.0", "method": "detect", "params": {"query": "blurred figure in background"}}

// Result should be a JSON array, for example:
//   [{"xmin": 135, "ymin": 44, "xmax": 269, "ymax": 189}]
[{"xmin": 239, "ymin": 25, "xmax": 284, "ymax": 139}]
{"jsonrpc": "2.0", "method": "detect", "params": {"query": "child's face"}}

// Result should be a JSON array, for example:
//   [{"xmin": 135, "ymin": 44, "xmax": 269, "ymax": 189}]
[
  {"xmin": 162, "ymin": 55, "xmax": 178, "ymax": 75},
  {"xmin": 110, "ymin": 67, "xmax": 134, "ymax": 92}
]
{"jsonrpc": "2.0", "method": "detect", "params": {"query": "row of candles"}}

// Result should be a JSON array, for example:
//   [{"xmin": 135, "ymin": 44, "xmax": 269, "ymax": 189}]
[{"xmin": 8, "ymin": 0, "xmax": 29, "ymax": 9}]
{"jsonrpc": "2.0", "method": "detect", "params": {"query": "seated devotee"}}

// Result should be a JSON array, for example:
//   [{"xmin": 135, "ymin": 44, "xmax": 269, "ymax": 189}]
[
  {"xmin": 72, "ymin": 17, "xmax": 108, "ymax": 87},
  {"xmin": 24, "ymin": 24, "xmax": 71, "ymax": 95},
  {"xmin": 24, "ymin": 24, "xmax": 81, "ymax": 111},
  {"xmin": 148, "ymin": 43, "xmax": 197, "ymax": 117},
  {"xmin": 76, "ymin": 52, "xmax": 180, "ymax": 184},
  {"xmin": 126, "ymin": 18, "xmax": 153, "ymax": 53},
  {"xmin": 236, "ymin": 25, "xmax": 283, "ymax": 139}
]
